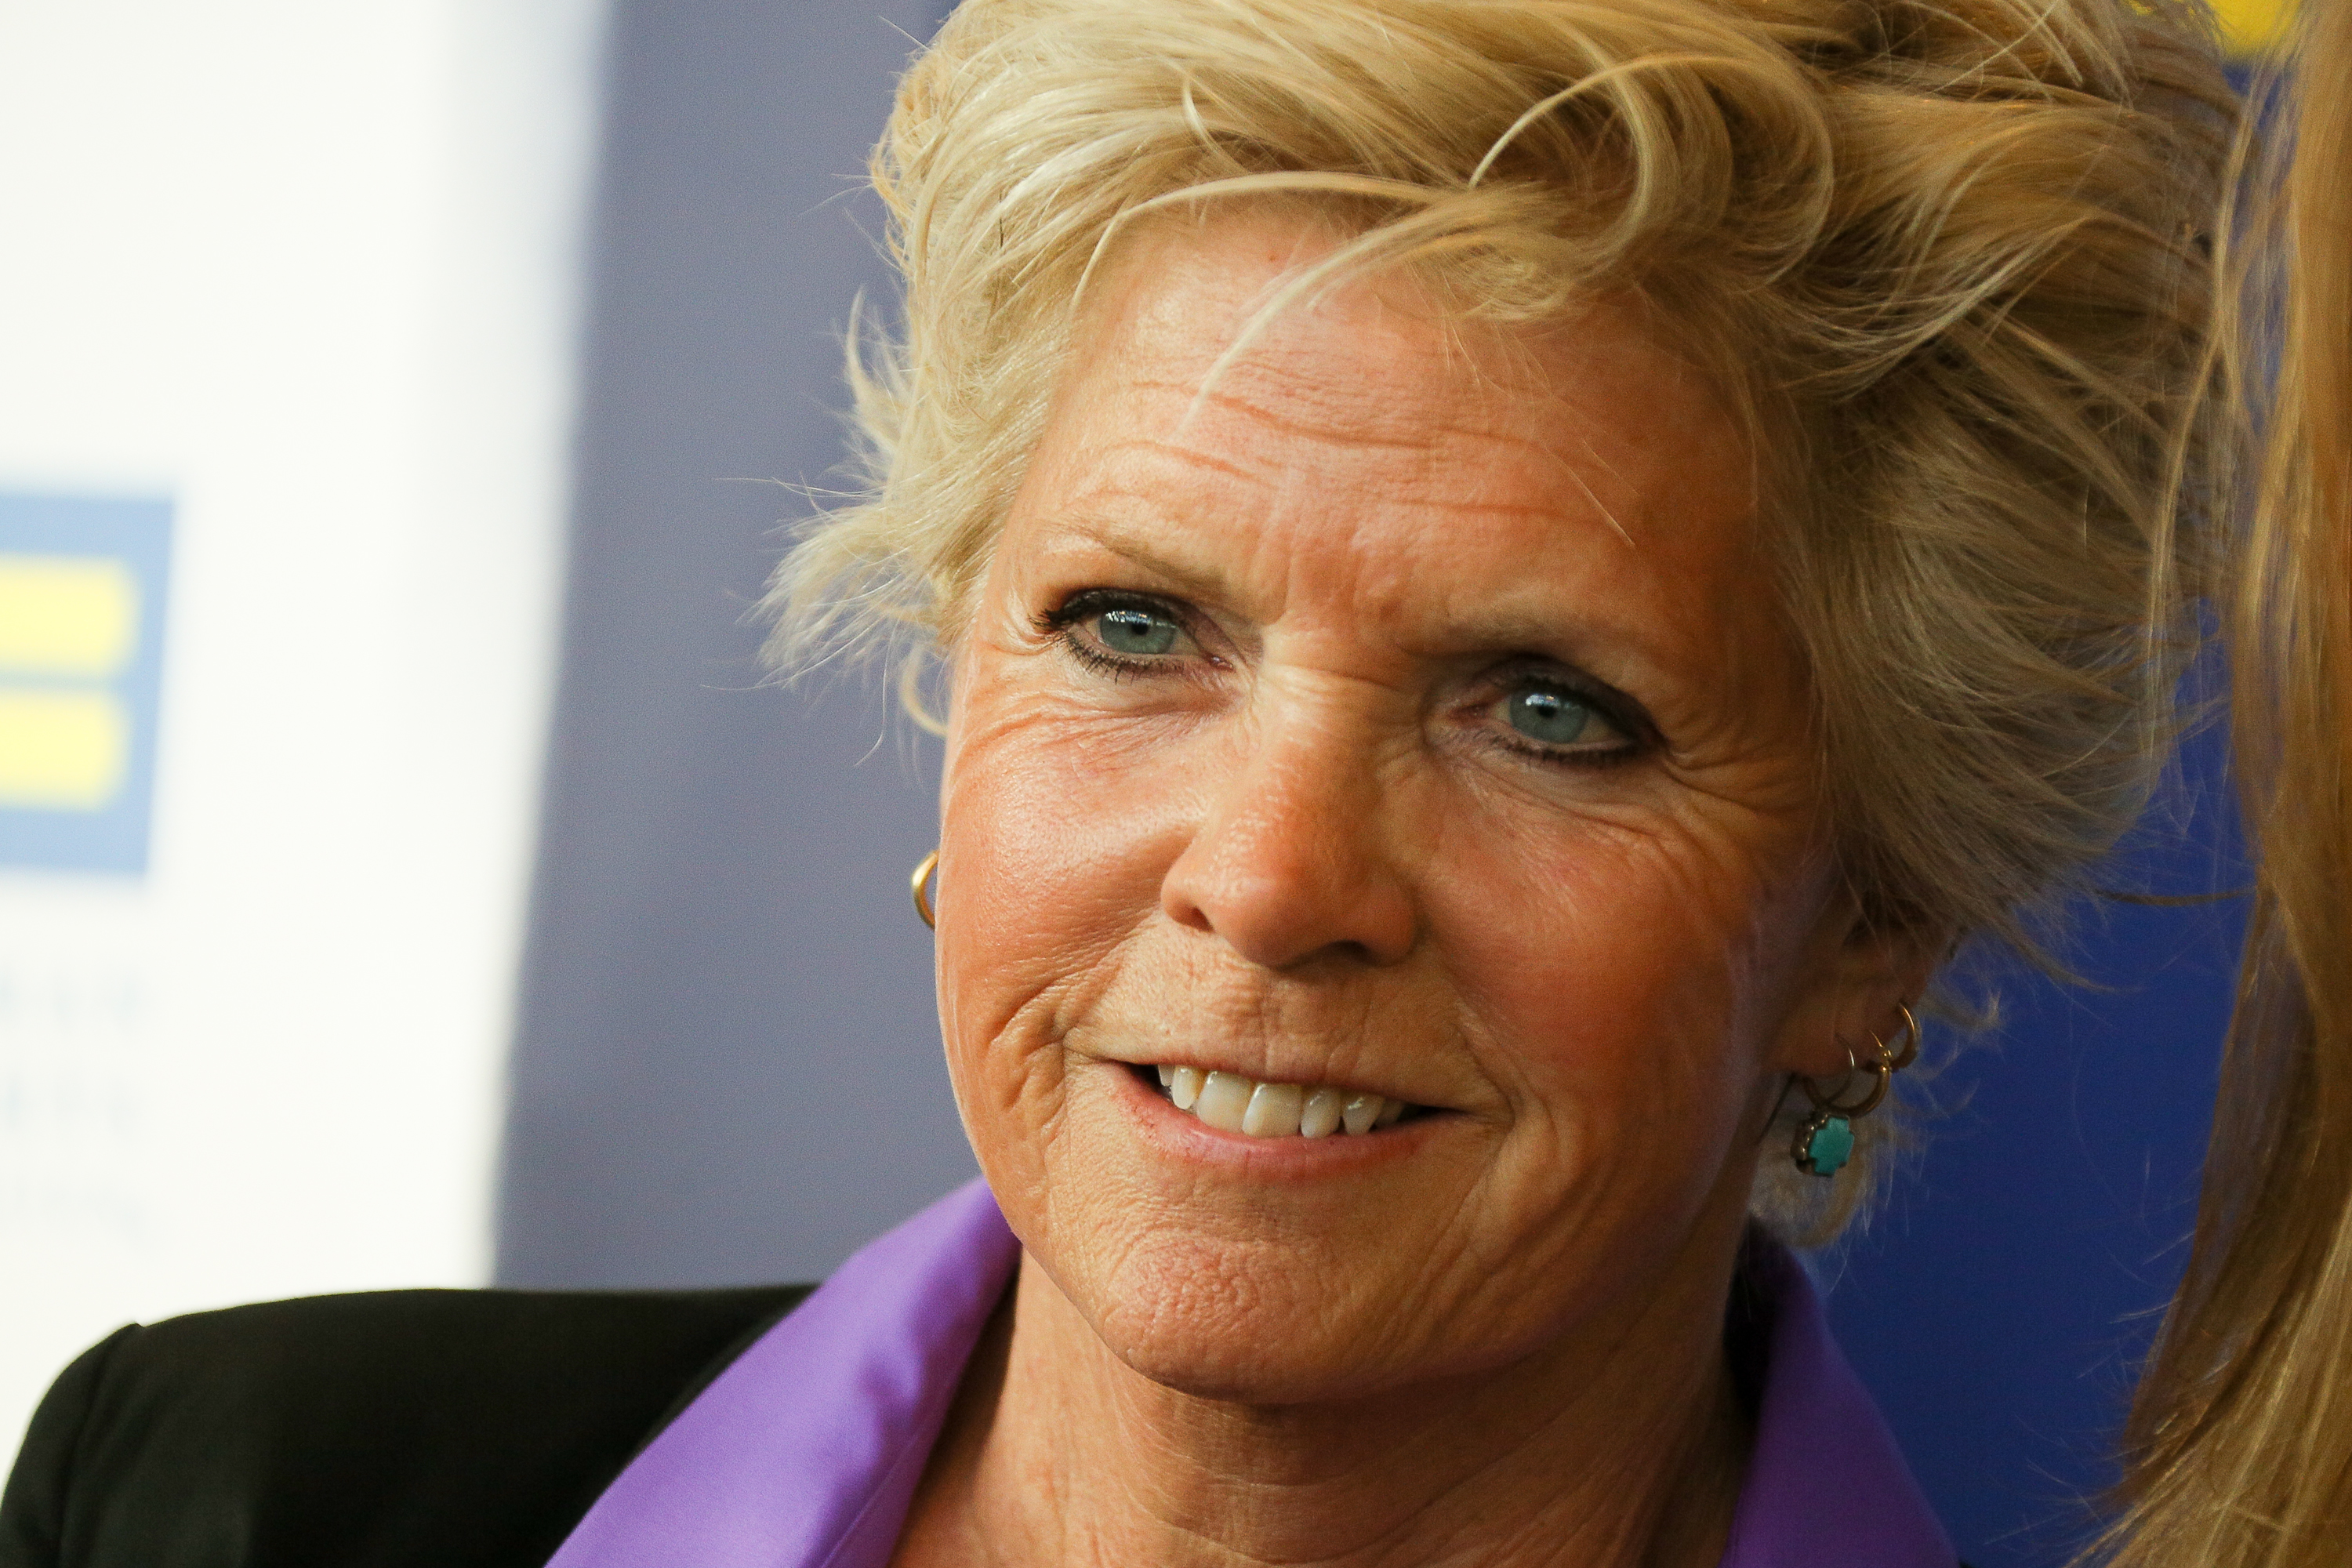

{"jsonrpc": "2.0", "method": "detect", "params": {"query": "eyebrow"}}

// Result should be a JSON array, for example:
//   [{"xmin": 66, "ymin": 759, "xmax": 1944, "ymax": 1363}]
[{"xmin": 1043, "ymin": 512, "xmax": 1236, "ymax": 606}]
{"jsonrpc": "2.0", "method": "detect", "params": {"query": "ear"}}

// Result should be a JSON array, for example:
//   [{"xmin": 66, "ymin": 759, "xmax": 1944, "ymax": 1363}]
[{"xmin": 1766, "ymin": 884, "xmax": 1943, "ymax": 1080}]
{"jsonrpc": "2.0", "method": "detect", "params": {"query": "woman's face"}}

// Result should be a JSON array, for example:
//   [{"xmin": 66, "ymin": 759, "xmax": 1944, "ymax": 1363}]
[{"xmin": 936, "ymin": 212, "xmax": 1898, "ymax": 1401}]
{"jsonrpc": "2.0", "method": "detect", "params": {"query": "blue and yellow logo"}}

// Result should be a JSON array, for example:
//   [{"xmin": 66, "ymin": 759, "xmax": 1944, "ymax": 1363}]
[{"xmin": 0, "ymin": 494, "xmax": 172, "ymax": 875}]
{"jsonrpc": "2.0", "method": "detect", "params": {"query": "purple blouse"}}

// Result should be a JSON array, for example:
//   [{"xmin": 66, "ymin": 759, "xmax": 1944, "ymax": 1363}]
[{"xmin": 547, "ymin": 1180, "xmax": 1954, "ymax": 1567}]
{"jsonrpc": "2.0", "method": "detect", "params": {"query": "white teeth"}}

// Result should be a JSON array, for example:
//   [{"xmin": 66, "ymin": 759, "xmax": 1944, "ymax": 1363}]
[
  {"xmin": 1151, "ymin": 1066, "xmax": 1408, "ymax": 1138},
  {"xmin": 1196, "ymin": 1071, "xmax": 1254, "ymax": 1133},
  {"xmin": 1242, "ymin": 1081, "xmax": 1305, "ymax": 1137},
  {"xmin": 1300, "ymin": 1086, "xmax": 1343, "ymax": 1138}
]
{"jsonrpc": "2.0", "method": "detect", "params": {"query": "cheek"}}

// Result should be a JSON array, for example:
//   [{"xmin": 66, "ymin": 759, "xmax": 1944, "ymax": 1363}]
[
  {"xmin": 932, "ymin": 690, "xmax": 1191, "ymax": 1157},
  {"xmin": 939, "ymin": 699, "xmax": 1194, "ymax": 988},
  {"xmin": 1427, "ymin": 802, "xmax": 1799, "ymax": 1178}
]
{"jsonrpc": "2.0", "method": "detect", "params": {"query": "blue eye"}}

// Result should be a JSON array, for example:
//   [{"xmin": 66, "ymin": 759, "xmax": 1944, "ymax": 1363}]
[
  {"xmin": 1094, "ymin": 606, "xmax": 1180, "ymax": 656},
  {"xmin": 1504, "ymin": 687, "xmax": 1599, "ymax": 746}
]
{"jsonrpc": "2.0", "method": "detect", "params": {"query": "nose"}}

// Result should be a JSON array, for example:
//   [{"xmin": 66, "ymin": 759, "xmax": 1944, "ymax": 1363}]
[{"xmin": 1158, "ymin": 700, "xmax": 1420, "ymax": 971}]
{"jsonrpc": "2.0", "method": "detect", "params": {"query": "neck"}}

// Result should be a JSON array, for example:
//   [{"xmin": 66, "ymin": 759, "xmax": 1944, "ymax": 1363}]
[{"xmin": 894, "ymin": 1227, "xmax": 1753, "ymax": 1568}]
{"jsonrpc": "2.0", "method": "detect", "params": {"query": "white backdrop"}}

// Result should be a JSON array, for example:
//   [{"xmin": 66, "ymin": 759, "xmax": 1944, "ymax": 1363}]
[{"xmin": 0, "ymin": 0, "xmax": 604, "ymax": 1450}]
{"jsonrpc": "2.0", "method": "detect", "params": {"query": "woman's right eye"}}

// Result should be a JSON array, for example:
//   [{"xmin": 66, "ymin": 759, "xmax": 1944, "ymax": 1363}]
[
  {"xmin": 1043, "ymin": 592, "xmax": 1199, "ymax": 670},
  {"xmin": 1092, "ymin": 604, "xmax": 1181, "ymax": 657}
]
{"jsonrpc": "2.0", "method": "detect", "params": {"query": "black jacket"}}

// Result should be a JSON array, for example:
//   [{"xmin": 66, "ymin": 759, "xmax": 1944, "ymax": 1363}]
[{"xmin": 0, "ymin": 1283, "xmax": 811, "ymax": 1568}]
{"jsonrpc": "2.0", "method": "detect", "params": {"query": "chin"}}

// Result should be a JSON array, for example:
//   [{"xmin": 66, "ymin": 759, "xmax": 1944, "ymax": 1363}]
[
  {"xmin": 1094, "ymin": 1309, "xmax": 1395, "ymax": 1405},
  {"xmin": 1065, "ymin": 1225, "xmax": 1448, "ymax": 1403}
]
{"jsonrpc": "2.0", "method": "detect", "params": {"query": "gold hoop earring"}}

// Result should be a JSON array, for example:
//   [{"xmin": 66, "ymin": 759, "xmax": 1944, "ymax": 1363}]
[
  {"xmin": 910, "ymin": 850, "xmax": 938, "ymax": 930},
  {"xmin": 1791, "ymin": 1019, "xmax": 1907, "ymax": 1179},
  {"xmin": 1886, "ymin": 1003, "xmax": 1922, "ymax": 1071}
]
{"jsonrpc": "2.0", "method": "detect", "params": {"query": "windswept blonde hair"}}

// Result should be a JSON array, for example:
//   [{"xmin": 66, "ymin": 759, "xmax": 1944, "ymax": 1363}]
[
  {"xmin": 768, "ymin": 0, "xmax": 2234, "ymax": 1239},
  {"xmin": 2104, "ymin": 2, "xmax": 2352, "ymax": 1559}
]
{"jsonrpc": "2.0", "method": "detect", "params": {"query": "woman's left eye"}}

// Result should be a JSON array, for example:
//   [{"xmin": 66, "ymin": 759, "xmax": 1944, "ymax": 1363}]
[{"xmin": 1495, "ymin": 684, "xmax": 1631, "ymax": 756}]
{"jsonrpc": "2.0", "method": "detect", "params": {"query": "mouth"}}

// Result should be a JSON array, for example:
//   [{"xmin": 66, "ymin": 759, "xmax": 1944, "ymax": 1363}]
[{"xmin": 1135, "ymin": 1062, "xmax": 1423, "ymax": 1139}]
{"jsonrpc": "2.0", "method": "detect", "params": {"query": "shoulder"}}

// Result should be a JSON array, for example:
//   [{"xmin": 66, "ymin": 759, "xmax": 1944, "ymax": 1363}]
[{"xmin": 0, "ymin": 1283, "xmax": 810, "ymax": 1568}]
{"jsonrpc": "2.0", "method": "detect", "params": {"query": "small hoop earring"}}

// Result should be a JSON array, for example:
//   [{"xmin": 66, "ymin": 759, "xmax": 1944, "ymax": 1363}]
[
  {"xmin": 910, "ymin": 850, "xmax": 938, "ymax": 930},
  {"xmin": 1791, "ymin": 1013, "xmax": 1911, "ymax": 1179},
  {"xmin": 1886, "ymin": 1003, "xmax": 1922, "ymax": 1071}
]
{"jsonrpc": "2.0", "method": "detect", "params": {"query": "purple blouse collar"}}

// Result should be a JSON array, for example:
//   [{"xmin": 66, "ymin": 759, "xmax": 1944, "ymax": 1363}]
[{"xmin": 548, "ymin": 1179, "xmax": 1952, "ymax": 1568}]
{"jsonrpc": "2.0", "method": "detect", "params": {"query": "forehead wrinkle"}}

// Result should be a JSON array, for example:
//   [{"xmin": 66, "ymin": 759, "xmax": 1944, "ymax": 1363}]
[
  {"xmin": 1185, "ymin": 376, "xmax": 1454, "ymax": 456},
  {"xmin": 1102, "ymin": 379, "xmax": 1649, "ymax": 548},
  {"xmin": 1112, "ymin": 367, "xmax": 1452, "ymax": 459},
  {"xmin": 1192, "ymin": 375, "xmax": 1610, "ymax": 488},
  {"xmin": 1074, "ymin": 438, "xmax": 1601, "ymax": 532},
  {"xmin": 1083, "ymin": 434, "xmax": 1264, "ymax": 489}
]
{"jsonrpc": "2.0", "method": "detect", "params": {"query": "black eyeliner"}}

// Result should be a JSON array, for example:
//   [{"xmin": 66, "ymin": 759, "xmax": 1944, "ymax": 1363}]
[
  {"xmin": 1491, "ymin": 658, "xmax": 1661, "ymax": 752},
  {"xmin": 1037, "ymin": 586, "xmax": 1185, "ymax": 633},
  {"xmin": 1038, "ymin": 588, "xmax": 1199, "ymax": 679}
]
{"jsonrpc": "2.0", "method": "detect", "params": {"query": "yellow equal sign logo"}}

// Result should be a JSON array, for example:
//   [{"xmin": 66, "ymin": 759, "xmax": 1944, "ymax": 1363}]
[
  {"xmin": 0, "ymin": 554, "xmax": 140, "ymax": 810},
  {"xmin": 2214, "ymin": 0, "xmax": 2297, "ymax": 53}
]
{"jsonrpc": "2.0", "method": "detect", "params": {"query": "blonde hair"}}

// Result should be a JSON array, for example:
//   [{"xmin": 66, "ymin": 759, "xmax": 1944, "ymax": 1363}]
[
  {"xmin": 768, "ymin": 0, "xmax": 2233, "ymax": 1239},
  {"xmin": 2104, "ymin": 2, "xmax": 2352, "ymax": 1559}
]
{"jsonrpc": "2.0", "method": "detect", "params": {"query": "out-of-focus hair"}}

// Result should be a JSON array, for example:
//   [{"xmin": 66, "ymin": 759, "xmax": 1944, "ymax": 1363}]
[
  {"xmin": 766, "ymin": 0, "xmax": 2233, "ymax": 1240},
  {"xmin": 2103, "ymin": 2, "xmax": 2352, "ymax": 1559}
]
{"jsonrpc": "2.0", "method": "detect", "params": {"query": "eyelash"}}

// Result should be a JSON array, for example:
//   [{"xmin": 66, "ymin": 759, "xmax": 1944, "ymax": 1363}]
[
  {"xmin": 1482, "ymin": 677, "xmax": 1648, "ymax": 771},
  {"xmin": 1037, "ymin": 590, "xmax": 1651, "ymax": 768},
  {"xmin": 1035, "ymin": 589, "xmax": 1213, "ymax": 682}
]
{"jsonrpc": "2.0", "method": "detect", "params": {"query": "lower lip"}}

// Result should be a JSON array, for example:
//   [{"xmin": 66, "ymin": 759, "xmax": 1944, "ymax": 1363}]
[{"xmin": 1104, "ymin": 1062, "xmax": 1443, "ymax": 1178}]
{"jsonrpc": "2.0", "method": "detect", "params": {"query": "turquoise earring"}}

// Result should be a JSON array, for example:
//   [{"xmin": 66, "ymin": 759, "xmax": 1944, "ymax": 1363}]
[
  {"xmin": 1792, "ymin": 1006, "xmax": 1918, "ymax": 1178},
  {"xmin": 1794, "ymin": 1105, "xmax": 1860, "ymax": 1178}
]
